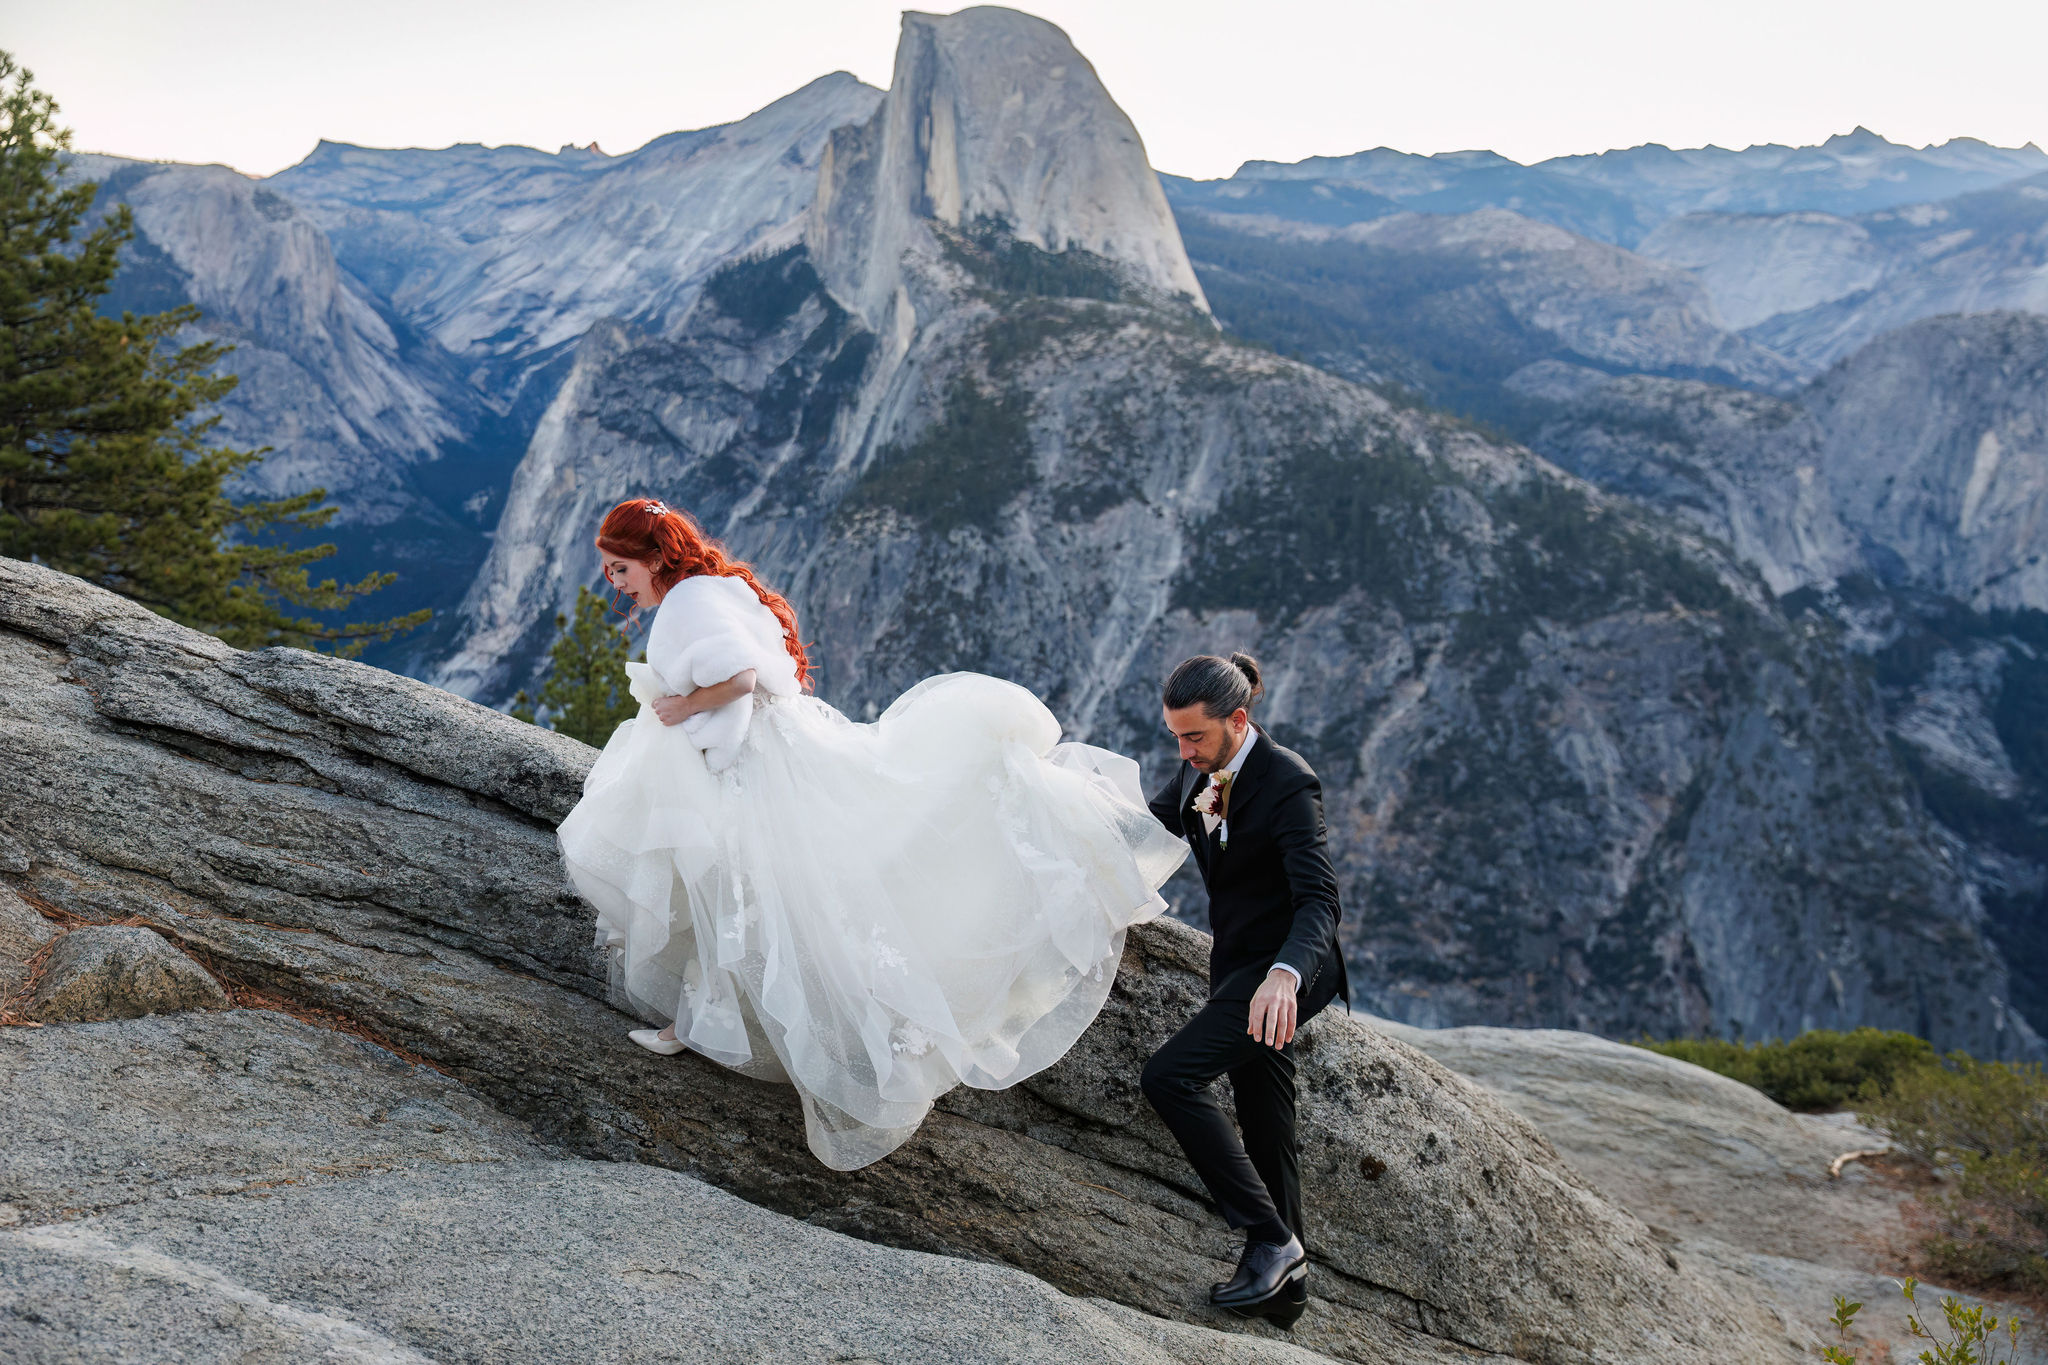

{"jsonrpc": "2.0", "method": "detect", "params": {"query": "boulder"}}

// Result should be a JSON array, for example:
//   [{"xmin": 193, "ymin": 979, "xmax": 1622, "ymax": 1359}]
[
  {"xmin": 1366, "ymin": 1019, "xmax": 1905, "ymax": 1268},
  {"xmin": 28, "ymin": 925, "xmax": 229, "ymax": 1022},
  {"xmin": 0, "ymin": 556, "xmax": 1789, "ymax": 1363},
  {"xmin": 1374, "ymin": 1020, "xmax": 2048, "ymax": 1365}
]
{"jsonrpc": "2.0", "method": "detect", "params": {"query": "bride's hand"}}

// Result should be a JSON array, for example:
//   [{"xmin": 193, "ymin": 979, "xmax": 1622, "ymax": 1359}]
[{"xmin": 651, "ymin": 670, "xmax": 757, "ymax": 727}]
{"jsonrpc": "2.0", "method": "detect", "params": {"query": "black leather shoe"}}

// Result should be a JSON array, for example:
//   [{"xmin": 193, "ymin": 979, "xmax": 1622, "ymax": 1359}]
[
  {"xmin": 1208, "ymin": 1233, "xmax": 1306, "ymax": 1309},
  {"xmin": 1230, "ymin": 1273, "xmax": 1308, "ymax": 1329}
]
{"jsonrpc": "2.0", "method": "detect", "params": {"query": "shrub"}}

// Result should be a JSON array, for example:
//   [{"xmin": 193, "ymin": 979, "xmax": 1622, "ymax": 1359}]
[
  {"xmin": 1636, "ymin": 1027, "xmax": 1936, "ymax": 1111},
  {"xmin": 1821, "ymin": 1280, "xmax": 2026, "ymax": 1364},
  {"xmin": 1671, "ymin": 1035, "xmax": 2048, "ymax": 1302},
  {"xmin": 1866, "ymin": 1057, "xmax": 2048, "ymax": 1295}
]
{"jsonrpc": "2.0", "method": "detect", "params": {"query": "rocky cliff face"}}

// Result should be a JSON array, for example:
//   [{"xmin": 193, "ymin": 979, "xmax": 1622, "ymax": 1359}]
[
  {"xmin": 1538, "ymin": 312, "xmax": 2048, "ymax": 615},
  {"xmin": 2, "ymin": 555, "xmax": 1802, "ymax": 1365},
  {"xmin": 807, "ymin": 7, "xmax": 1205, "ymax": 335},
  {"xmin": 1636, "ymin": 210, "xmax": 1890, "ymax": 332},
  {"xmin": 1533, "ymin": 319, "xmax": 2048, "ymax": 1035},
  {"xmin": 72, "ymin": 154, "xmax": 496, "ymax": 600},
  {"xmin": 1843, "ymin": 586, "xmax": 2048, "ymax": 1037},
  {"xmin": 270, "ymin": 73, "xmax": 882, "ymax": 392},
  {"xmin": 439, "ymin": 5, "xmax": 1212, "ymax": 700},
  {"xmin": 1637, "ymin": 174, "xmax": 2048, "ymax": 369}
]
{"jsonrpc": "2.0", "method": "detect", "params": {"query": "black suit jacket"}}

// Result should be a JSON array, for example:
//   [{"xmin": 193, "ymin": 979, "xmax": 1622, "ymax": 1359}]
[{"xmin": 1148, "ymin": 729, "xmax": 1349, "ymax": 1021}]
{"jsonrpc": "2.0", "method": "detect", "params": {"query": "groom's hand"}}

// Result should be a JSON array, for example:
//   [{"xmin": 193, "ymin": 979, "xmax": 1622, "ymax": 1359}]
[{"xmin": 1248, "ymin": 968, "xmax": 1298, "ymax": 1049}]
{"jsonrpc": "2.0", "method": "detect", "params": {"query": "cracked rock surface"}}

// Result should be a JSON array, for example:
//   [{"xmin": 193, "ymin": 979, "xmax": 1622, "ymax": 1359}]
[
  {"xmin": 1, "ymin": 556, "xmax": 1791, "ymax": 1363},
  {"xmin": 0, "ymin": 1011, "xmax": 1357, "ymax": 1365}
]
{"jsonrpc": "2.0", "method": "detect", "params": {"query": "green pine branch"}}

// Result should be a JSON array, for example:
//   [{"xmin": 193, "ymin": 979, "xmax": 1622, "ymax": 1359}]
[
  {"xmin": 0, "ymin": 51, "xmax": 425, "ymax": 657},
  {"xmin": 514, "ymin": 586, "xmax": 638, "ymax": 747}
]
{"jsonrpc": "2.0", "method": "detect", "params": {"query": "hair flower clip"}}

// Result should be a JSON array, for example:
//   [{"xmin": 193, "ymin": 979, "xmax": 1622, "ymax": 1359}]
[{"xmin": 644, "ymin": 500, "xmax": 670, "ymax": 517}]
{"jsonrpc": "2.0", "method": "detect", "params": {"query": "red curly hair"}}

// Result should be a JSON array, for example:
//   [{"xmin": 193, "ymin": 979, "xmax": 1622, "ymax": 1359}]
[{"xmin": 596, "ymin": 498, "xmax": 813, "ymax": 691}]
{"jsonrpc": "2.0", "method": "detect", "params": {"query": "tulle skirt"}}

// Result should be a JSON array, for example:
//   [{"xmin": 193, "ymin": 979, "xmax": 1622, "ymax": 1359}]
[{"xmin": 556, "ymin": 671, "xmax": 1187, "ymax": 1169}]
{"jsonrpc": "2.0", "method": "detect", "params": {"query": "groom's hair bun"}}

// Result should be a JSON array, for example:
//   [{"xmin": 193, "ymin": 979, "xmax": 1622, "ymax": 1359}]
[
  {"xmin": 1228, "ymin": 651, "xmax": 1263, "ymax": 701},
  {"xmin": 1164, "ymin": 652, "xmax": 1261, "ymax": 719}
]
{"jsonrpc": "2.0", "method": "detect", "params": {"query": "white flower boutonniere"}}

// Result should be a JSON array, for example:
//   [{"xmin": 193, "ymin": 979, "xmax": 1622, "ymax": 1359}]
[{"xmin": 1191, "ymin": 773, "xmax": 1230, "ymax": 844}]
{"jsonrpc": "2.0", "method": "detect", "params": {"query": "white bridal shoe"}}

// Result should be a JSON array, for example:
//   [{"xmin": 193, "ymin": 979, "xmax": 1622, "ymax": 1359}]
[{"xmin": 628, "ymin": 1028, "xmax": 687, "ymax": 1056}]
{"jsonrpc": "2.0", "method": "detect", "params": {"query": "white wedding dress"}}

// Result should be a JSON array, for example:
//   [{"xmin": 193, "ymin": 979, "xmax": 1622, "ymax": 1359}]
[{"xmin": 557, "ymin": 573, "xmax": 1187, "ymax": 1169}]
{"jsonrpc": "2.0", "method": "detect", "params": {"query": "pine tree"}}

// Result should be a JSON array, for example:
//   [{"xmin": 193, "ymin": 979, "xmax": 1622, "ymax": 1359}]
[
  {"xmin": 512, "ymin": 586, "xmax": 638, "ymax": 746},
  {"xmin": 0, "ymin": 51, "xmax": 426, "ymax": 655}
]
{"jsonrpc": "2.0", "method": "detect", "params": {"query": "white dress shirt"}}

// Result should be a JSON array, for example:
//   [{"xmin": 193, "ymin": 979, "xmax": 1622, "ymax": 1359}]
[{"xmin": 1206, "ymin": 728, "xmax": 1302, "ymax": 992}]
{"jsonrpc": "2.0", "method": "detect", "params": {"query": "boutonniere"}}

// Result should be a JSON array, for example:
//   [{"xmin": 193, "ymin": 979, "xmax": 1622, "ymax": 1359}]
[{"xmin": 1191, "ymin": 772, "xmax": 1232, "ymax": 845}]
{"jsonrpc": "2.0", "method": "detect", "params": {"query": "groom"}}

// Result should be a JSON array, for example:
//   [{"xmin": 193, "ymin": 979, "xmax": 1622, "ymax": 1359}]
[{"xmin": 1141, "ymin": 652, "xmax": 1348, "ymax": 1330}]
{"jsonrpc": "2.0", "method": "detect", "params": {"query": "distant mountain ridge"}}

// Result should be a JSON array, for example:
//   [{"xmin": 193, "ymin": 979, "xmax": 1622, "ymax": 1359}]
[
  {"xmin": 268, "ymin": 73, "xmax": 881, "ymax": 391},
  {"xmin": 1185, "ymin": 127, "xmax": 2048, "ymax": 247},
  {"xmin": 1169, "ymin": 140, "xmax": 2048, "ymax": 444}
]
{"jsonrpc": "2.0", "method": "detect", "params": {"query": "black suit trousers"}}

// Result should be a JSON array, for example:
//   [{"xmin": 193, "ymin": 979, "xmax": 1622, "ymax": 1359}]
[{"xmin": 1140, "ymin": 997, "xmax": 1301, "ymax": 1241}]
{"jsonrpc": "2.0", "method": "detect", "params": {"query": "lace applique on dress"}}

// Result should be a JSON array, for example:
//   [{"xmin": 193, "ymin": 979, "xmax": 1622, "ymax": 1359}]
[
  {"xmin": 695, "ymin": 998, "xmax": 740, "ymax": 1030},
  {"xmin": 721, "ymin": 873, "xmax": 757, "ymax": 947},
  {"xmin": 991, "ymin": 764, "xmax": 1089, "ymax": 908},
  {"xmin": 890, "ymin": 1022, "xmax": 935, "ymax": 1057},
  {"xmin": 871, "ymin": 926, "xmax": 907, "ymax": 973},
  {"xmin": 722, "ymin": 903, "xmax": 757, "ymax": 947}
]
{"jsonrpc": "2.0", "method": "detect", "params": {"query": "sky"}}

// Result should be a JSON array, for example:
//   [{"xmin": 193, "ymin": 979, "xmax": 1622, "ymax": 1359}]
[{"xmin": 7, "ymin": 0, "xmax": 2046, "ymax": 181}]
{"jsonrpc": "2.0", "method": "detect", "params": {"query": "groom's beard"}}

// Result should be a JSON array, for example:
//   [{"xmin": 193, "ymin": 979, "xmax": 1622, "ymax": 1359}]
[{"xmin": 1190, "ymin": 731, "xmax": 1243, "ymax": 773}]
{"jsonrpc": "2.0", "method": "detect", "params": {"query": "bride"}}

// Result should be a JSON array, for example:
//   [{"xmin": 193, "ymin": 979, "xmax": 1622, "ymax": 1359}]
[{"xmin": 556, "ymin": 497, "xmax": 1187, "ymax": 1169}]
